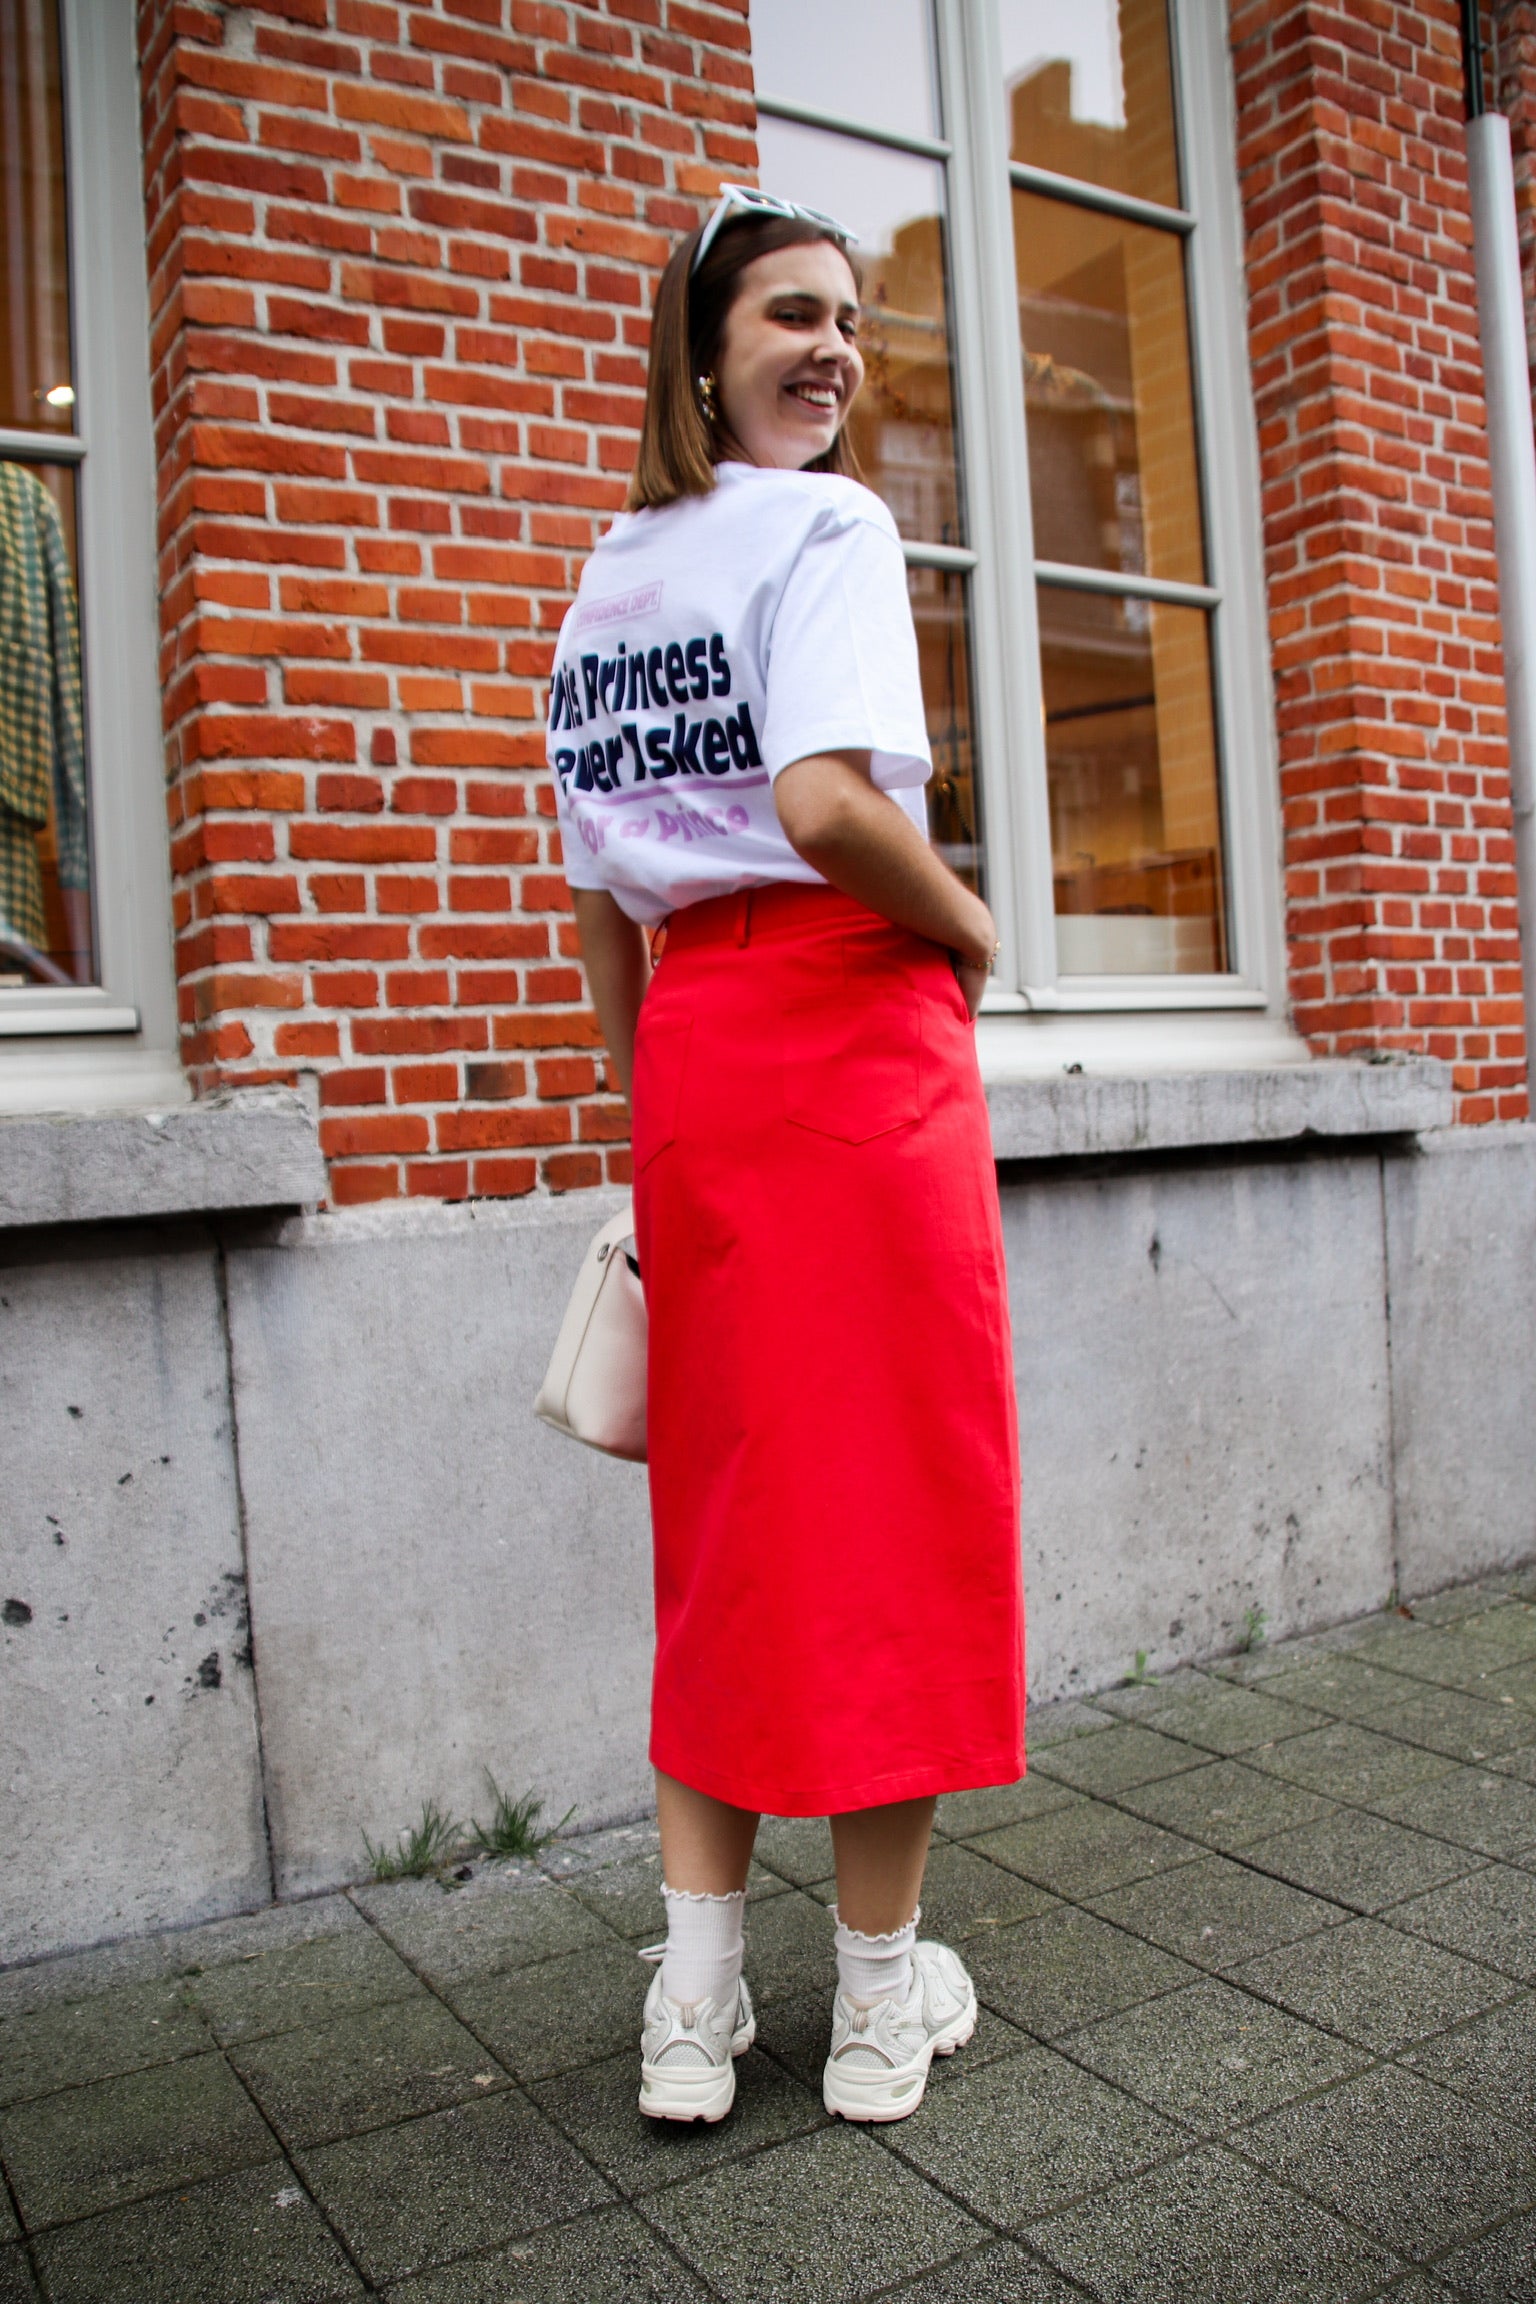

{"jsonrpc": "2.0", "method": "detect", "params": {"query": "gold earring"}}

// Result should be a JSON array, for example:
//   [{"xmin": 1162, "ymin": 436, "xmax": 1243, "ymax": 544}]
[{"xmin": 696, "ymin": 372, "xmax": 718, "ymax": 422}]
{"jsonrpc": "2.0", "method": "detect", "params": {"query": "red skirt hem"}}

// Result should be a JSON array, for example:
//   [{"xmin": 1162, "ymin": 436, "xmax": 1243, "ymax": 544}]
[{"xmin": 649, "ymin": 1737, "xmax": 1029, "ymax": 1820}]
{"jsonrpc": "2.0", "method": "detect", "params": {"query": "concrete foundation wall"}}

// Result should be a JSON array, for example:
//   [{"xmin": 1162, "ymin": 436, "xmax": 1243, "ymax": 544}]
[{"xmin": 3, "ymin": 1126, "xmax": 1533, "ymax": 1964}]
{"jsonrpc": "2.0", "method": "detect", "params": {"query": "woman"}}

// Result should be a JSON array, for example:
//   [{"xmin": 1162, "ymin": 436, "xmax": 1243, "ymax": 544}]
[{"xmin": 548, "ymin": 184, "xmax": 1026, "ymax": 2127}]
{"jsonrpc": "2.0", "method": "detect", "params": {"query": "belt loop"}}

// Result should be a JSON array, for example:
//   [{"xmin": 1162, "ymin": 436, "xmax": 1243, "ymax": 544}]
[{"xmin": 735, "ymin": 889, "xmax": 753, "ymax": 947}]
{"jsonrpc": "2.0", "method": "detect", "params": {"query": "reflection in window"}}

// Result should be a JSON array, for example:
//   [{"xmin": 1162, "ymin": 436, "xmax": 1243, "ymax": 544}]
[
  {"xmin": 1000, "ymin": 0, "xmax": 1180, "ymax": 210},
  {"xmin": 757, "ymin": 117, "xmax": 964, "ymax": 547},
  {"xmin": 910, "ymin": 567, "xmax": 982, "ymax": 896},
  {"xmin": 1040, "ymin": 584, "xmax": 1225, "ymax": 975},
  {"xmin": 1, "ymin": 0, "xmax": 94, "ymax": 989},
  {"xmin": 1014, "ymin": 193, "xmax": 1205, "ymax": 588}
]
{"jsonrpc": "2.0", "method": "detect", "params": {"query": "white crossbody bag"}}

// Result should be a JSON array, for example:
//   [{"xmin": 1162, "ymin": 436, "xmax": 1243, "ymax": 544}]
[{"xmin": 533, "ymin": 1199, "xmax": 648, "ymax": 1462}]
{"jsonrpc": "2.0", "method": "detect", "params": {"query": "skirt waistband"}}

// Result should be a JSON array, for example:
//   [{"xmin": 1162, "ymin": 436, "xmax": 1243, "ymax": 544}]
[{"xmin": 657, "ymin": 881, "xmax": 881, "ymax": 955}]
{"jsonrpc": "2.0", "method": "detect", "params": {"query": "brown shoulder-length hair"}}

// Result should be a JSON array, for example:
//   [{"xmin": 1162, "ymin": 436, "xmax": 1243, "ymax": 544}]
[{"xmin": 625, "ymin": 211, "xmax": 863, "ymax": 512}]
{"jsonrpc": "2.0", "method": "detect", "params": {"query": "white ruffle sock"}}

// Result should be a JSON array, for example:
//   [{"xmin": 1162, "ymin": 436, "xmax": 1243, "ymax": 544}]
[
  {"xmin": 832, "ymin": 1905, "xmax": 919, "ymax": 2006},
  {"xmin": 658, "ymin": 1885, "xmax": 746, "ymax": 2009}
]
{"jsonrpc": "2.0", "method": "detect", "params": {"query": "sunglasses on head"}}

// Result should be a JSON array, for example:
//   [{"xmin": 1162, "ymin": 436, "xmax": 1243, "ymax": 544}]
[{"xmin": 691, "ymin": 183, "xmax": 860, "ymax": 277}]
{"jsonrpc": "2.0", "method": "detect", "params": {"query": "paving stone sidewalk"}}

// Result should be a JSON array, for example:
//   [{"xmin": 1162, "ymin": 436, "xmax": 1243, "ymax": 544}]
[{"xmin": 6, "ymin": 1572, "xmax": 1536, "ymax": 2303}]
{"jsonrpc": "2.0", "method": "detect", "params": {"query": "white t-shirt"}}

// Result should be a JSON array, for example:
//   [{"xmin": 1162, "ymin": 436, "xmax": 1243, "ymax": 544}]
[{"xmin": 547, "ymin": 463, "xmax": 932, "ymax": 925}]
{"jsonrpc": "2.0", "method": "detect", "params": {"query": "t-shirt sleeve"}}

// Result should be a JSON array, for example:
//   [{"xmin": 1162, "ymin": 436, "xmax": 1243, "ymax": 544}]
[{"xmin": 760, "ymin": 507, "xmax": 932, "ymax": 791}]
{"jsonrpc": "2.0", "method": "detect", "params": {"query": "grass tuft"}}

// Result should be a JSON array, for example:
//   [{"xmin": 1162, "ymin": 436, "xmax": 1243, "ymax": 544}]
[
  {"xmin": 363, "ymin": 1798, "xmax": 462, "ymax": 1882},
  {"xmin": 1239, "ymin": 1603, "xmax": 1269, "ymax": 1653},
  {"xmin": 1125, "ymin": 1648, "xmax": 1158, "ymax": 1686},
  {"xmin": 469, "ymin": 1773, "xmax": 575, "ymax": 1860}
]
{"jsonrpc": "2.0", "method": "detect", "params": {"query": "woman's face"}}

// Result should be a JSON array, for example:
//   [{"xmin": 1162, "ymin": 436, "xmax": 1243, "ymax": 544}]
[{"xmin": 712, "ymin": 239, "xmax": 864, "ymax": 471}]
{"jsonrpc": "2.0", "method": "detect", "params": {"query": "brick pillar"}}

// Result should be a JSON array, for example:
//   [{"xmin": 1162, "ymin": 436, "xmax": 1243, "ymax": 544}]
[
  {"xmin": 1231, "ymin": 0, "xmax": 1529, "ymax": 1121},
  {"xmin": 1496, "ymin": 1, "xmax": 1536, "ymax": 410},
  {"xmin": 135, "ymin": 0, "xmax": 753, "ymax": 1203}
]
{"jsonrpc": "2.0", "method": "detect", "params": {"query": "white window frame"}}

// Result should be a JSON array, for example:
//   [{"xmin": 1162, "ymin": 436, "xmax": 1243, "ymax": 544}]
[
  {"xmin": 758, "ymin": 0, "xmax": 1305, "ymax": 1070},
  {"xmin": 0, "ymin": 0, "xmax": 182, "ymax": 1113}
]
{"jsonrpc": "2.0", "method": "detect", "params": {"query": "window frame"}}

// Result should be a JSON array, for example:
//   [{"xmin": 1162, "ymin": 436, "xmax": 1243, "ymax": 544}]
[
  {"xmin": 0, "ymin": 0, "xmax": 181, "ymax": 1112},
  {"xmin": 758, "ymin": 0, "xmax": 1294, "ymax": 1052}
]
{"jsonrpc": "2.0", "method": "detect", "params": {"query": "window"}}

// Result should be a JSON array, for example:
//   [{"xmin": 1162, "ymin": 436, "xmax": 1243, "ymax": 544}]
[
  {"xmin": 0, "ymin": 0, "xmax": 178, "ymax": 1108},
  {"xmin": 754, "ymin": 0, "xmax": 1290, "ymax": 1051}
]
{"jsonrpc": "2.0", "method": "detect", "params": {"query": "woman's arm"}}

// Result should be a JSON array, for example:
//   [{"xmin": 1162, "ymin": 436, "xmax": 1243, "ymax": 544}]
[
  {"xmin": 774, "ymin": 750, "xmax": 997, "ymax": 1017},
  {"xmin": 571, "ymin": 888, "xmax": 651, "ymax": 1103}
]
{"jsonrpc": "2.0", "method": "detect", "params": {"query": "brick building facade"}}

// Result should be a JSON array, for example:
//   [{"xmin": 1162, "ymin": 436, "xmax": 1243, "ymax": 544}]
[{"xmin": 8, "ymin": 0, "xmax": 1536, "ymax": 1960}]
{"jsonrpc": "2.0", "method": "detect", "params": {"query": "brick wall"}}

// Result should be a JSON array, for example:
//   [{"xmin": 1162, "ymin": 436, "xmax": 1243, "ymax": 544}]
[
  {"xmin": 1495, "ymin": 1, "xmax": 1536, "ymax": 399},
  {"xmin": 1232, "ymin": 0, "xmax": 1528, "ymax": 1123},
  {"xmin": 135, "ymin": 0, "xmax": 752, "ymax": 1204}
]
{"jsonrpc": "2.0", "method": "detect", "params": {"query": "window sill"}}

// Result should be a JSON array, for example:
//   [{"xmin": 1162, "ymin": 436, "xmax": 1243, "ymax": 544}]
[
  {"xmin": 0, "ymin": 1087, "xmax": 325, "ymax": 1230},
  {"xmin": 984, "ymin": 1053, "xmax": 1454, "ymax": 1163}
]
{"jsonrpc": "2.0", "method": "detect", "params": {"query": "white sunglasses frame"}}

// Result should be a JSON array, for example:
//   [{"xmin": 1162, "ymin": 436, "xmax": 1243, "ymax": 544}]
[{"xmin": 690, "ymin": 182, "xmax": 860, "ymax": 277}]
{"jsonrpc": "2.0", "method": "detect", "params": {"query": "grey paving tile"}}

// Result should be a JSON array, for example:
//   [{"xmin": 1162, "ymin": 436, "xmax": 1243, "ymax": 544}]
[
  {"xmin": 915, "ymin": 1841, "xmax": 1063, "ymax": 1940},
  {"xmin": 970, "ymin": 1800, "xmax": 1205, "ymax": 1903},
  {"xmin": 360, "ymin": 1873, "xmax": 614, "ymax": 1986},
  {"xmin": 1029, "ymin": 2139, "xmax": 1400, "ymax": 2303},
  {"xmin": 882, "ymin": 2033, "xmax": 1183, "ymax": 2226},
  {"xmin": 533, "ymin": 2041, "xmax": 822, "ymax": 2197},
  {"xmin": 1067, "ymin": 1973, "xmax": 1368, "ymax": 2138},
  {"xmin": 1089, "ymin": 1852, "xmax": 1344, "ymax": 1974},
  {"xmin": 381, "ymin": 2204, "xmax": 714, "ymax": 2300},
  {"xmin": 1429, "ymin": 2204, "xmax": 1536, "ymax": 2301},
  {"xmin": 1408, "ymin": 1585, "xmax": 1522, "ymax": 1630},
  {"xmin": 539, "ymin": 1822, "xmax": 661, "ymax": 1881},
  {"xmin": 0, "ymin": 2193, "xmax": 15, "ymax": 2250},
  {"xmin": 1492, "ymin": 1743, "xmax": 1536, "ymax": 1787},
  {"xmin": 1385, "ymin": 1863, "xmax": 1536, "ymax": 1983},
  {"xmin": 1116, "ymin": 1757, "xmax": 1340, "ymax": 1852},
  {"xmin": 0, "ymin": 2051, "xmax": 274, "ymax": 2229},
  {"xmin": 642, "ymin": 2124, "xmax": 984, "ymax": 2304},
  {"xmin": 1028, "ymin": 1724, "xmax": 1207, "ymax": 1798},
  {"xmin": 32, "ymin": 2160, "xmax": 362, "ymax": 2303},
  {"xmin": 1249, "ymin": 1721, "xmax": 1462, "ymax": 1805},
  {"xmin": 1368, "ymin": 1765, "xmax": 1536, "ymax": 1861},
  {"xmin": 1090, "ymin": 1667, "xmax": 1215, "ymax": 1723},
  {"xmin": 0, "ymin": 2247, "xmax": 38, "ymax": 2304},
  {"xmin": 182, "ymin": 1926, "xmax": 424, "ymax": 2046},
  {"xmin": 228, "ymin": 1996, "xmax": 507, "ymax": 2149},
  {"xmin": 449, "ymin": 1944, "xmax": 648, "ymax": 2082},
  {"xmin": 733, "ymin": 1890, "xmax": 833, "ymax": 2007},
  {"xmin": 880, "ymin": 2241, "xmax": 1087, "ymax": 2302},
  {"xmin": 300, "ymin": 2090, "xmax": 614, "ymax": 2288},
  {"xmin": 966, "ymin": 1903, "xmax": 1198, "ymax": 2040},
  {"xmin": 1025, "ymin": 1699, "xmax": 1118, "ymax": 1750},
  {"xmin": 0, "ymin": 1938, "xmax": 178, "ymax": 2022},
  {"xmin": 166, "ymin": 1897, "xmax": 367, "ymax": 1978},
  {"xmin": 1482, "ymin": 1657, "xmax": 1536, "ymax": 1715},
  {"xmin": 1441, "ymin": 1599, "xmax": 1536, "ymax": 1658},
  {"xmin": 1241, "ymin": 1808, "xmax": 1479, "ymax": 1915},
  {"xmin": 751, "ymin": 1818, "xmax": 836, "ymax": 1888},
  {"xmin": 1341, "ymin": 1625, "xmax": 1522, "ymax": 1692},
  {"xmin": 1110, "ymin": 1679, "xmax": 1329, "ymax": 1758},
  {"xmin": 936, "ymin": 1774, "xmax": 1078, "ymax": 1839},
  {"xmin": 1232, "ymin": 1916, "xmax": 1516, "ymax": 2054},
  {"xmin": 1258, "ymin": 1661, "xmax": 1536, "ymax": 1764},
  {"xmin": 757, "ymin": 1986, "xmax": 1025, "ymax": 2101},
  {"xmin": 0, "ymin": 1978, "xmax": 212, "ymax": 2108},
  {"xmin": 1399, "ymin": 1992, "xmax": 1536, "ymax": 2130},
  {"xmin": 1237, "ymin": 2062, "xmax": 1536, "ymax": 2263}
]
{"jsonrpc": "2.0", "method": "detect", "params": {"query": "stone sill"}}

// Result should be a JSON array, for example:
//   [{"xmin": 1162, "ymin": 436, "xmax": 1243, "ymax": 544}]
[
  {"xmin": 0, "ymin": 1088, "xmax": 325, "ymax": 1230},
  {"xmin": 985, "ymin": 1057, "xmax": 1454, "ymax": 1163}
]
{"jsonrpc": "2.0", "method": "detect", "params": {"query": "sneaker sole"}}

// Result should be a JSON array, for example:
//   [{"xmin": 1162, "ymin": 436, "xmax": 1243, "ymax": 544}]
[
  {"xmin": 639, "ymin": 2013, "xmax": 755, "ymax": 2124},
  {"xmin": 822, "ymin": 1986, "xmax": 976, "ymax": 2123}
]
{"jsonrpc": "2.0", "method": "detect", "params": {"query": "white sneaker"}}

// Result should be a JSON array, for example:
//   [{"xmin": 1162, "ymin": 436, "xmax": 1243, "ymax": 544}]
[
  {"xmin": 822, "ymin": 1940, "xmax": 976, "ymax": 2123},
  {"xmin": 638, "ymin": 1964, "xmax": 756, "ymax": 2123}
]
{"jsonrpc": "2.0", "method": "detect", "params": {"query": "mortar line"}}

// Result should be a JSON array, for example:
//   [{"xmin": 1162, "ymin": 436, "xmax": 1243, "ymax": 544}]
[{"xmin": 213, "ymin": 1232, "xmax": 278, "ymax": 1912}]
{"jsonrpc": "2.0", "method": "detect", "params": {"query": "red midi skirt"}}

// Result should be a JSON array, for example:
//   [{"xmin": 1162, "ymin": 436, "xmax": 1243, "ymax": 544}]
[{"xmin": 631, "ymin": 882, "xmax": 1025, "ymax": 1817}]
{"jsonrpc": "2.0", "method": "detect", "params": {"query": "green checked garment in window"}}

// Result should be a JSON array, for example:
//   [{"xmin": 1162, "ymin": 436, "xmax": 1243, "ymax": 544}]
[{"xmin": 0, "ymin": 460, "xmax": 88, "ymax": 950}]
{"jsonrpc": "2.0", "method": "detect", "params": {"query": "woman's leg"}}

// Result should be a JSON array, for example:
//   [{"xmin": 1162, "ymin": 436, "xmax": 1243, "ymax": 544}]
[
  {"xmin": 655, "ymin": 1768, "xmax": 760, "ymax": 1891},
  {"xmin": 829, "ymin": 1795, "xmax": 936, "ymax": 1934}
]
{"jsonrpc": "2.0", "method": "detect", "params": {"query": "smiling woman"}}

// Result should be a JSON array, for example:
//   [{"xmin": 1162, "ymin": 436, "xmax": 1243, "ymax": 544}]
[{"xmin": 549, "ymin": 192, "xmax": 1024, "ymax": 2136}]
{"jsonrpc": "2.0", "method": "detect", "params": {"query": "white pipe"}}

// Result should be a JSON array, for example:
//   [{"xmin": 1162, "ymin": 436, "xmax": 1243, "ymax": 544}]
[{"xmin": 1467, "ymin": 112, "xmax": 1536, "ymax": 1076}]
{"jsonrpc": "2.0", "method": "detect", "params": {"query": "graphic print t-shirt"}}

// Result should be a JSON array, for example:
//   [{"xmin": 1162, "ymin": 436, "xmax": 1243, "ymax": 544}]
[{"xmin": 547, "ymin": 464, "xmax": 932, "ymax": 925}]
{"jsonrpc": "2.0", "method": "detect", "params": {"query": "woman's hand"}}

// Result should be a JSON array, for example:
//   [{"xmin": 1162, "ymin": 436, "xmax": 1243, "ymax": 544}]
[{"xmin": 954, "ymin": 957, "xmax": 990, "ymax": 1022}]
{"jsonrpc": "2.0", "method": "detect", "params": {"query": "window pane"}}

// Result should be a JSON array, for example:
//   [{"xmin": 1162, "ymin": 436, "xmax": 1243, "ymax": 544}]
[
  {"xmin": 751, "ymin": 0, "xmax": 939, "ymax": 142},
  {"xmin": 758, "ymin": 116, "xmax": 964, "ymax": 546},
  {"xmin": 1, "ymin": 0, "xmax": 75, "ymax": 434},
  {"xmin": 0, "ymin": 457, "xmax": 94, "ymax": 988},
  {"xmin": 1040, "ymin": 584, "xmax": 1227, "ymax": 975},
  {"xmin": 1000, "ymin": 0, "xmax": 1179, "ymax": 210},
  {"xmin": 1014, "ymin": 189, "xmax": 1204, "ymax": 587},
  {"xmin": 911, "ymin": 566, "xmax": 983, "ymax": 901}
]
